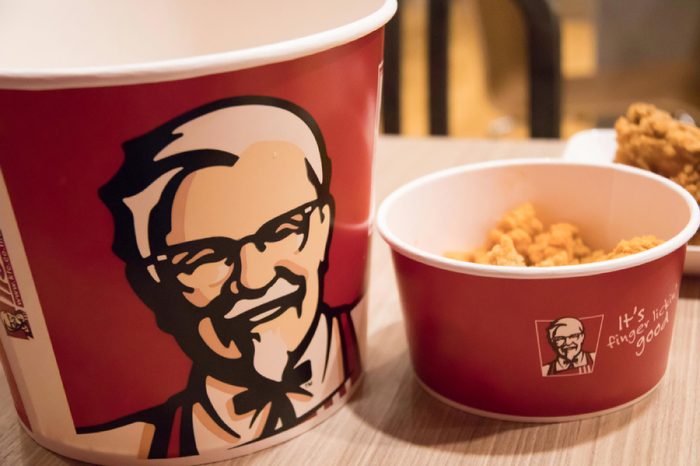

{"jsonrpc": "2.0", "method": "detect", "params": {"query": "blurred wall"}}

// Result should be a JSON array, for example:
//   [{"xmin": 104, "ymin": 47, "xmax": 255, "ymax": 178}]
[{"xmin": 598, "ymin": 0, "xmax": 700, "ymax": 68}]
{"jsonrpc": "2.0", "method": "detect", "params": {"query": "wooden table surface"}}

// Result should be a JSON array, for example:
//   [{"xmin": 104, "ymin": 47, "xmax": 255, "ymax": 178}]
[{"xmin": 2, "ymin": 136, "xmax": 700, "ymax": 466}]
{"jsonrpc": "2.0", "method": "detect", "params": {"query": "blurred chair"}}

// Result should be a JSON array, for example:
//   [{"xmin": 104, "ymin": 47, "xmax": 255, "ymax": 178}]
[
  {"xmin": 382, "ymin": 0, "xmax": 561, "ymax": 138},
  {"xmin": 382, "ymin": 3, "xmax": 401, "ymax": 134}
]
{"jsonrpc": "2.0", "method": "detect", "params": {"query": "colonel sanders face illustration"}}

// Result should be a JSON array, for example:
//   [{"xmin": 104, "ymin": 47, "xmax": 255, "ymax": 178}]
[
  {"xmin": 547, "ymin": 317, "xmax": 585, "ymax": 362},
  {"xmin": 100, "ymin": 97, "xmax": 334, "ymax": 385}
]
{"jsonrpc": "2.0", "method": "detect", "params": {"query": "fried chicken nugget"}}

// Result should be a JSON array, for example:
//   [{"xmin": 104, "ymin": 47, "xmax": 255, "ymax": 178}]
[
  {"xmin": 528, "ymin": 223, "xmax": 593, "ymax": 266},
  {"xmin": 486, "ymin": 202, "xmax": 543, "ymax": 256},
  {"xmin": 484, "ymin": 235, "xmax": 526, "ymax": 266}
]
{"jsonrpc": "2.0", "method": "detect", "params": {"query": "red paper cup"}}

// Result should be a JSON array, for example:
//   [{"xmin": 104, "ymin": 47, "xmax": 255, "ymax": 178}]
[
  {"xmin": 0, "ymin": 1, "xmax": 394, "ymax": 464},
  {"xmin": 378, "ymin": 159, "xmax": 700, "ymax": 421}
]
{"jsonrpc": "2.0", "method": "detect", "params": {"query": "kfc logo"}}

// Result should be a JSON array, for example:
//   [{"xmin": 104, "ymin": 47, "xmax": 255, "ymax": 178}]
[
  {"xmin": 0, "ymin": 308, "xmax": 32, "ymax": 339},
  {"xmin": 0, "ymin": 231, "xmax": 32, "ymax": 340},
  {"xmin": 78, "ymin": 97, "xmax": 361, "ymax": 458},
  {"xmin": 535, "ymin": 315, "xmax": 603, "ymax": 377}
]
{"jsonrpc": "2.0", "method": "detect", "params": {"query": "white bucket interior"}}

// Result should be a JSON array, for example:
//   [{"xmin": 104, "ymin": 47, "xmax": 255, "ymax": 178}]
[
  {"xmin": 0, "ymin": 0, "xmax": 390, "ymax": 71},
  {"xmin": 0, "ymin": 0, "xmax": 396, "ymax": 88}
]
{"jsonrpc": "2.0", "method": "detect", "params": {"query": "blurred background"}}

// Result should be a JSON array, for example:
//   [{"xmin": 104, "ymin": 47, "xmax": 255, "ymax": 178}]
[{"xmin": 382, "ymin": 0, "xmax": 700, "ymax": 138}]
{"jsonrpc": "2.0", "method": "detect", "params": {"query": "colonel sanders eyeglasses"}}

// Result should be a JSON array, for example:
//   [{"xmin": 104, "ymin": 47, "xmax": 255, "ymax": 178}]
[
  {"xmin": 143, "ymin": 199, "xmax": 323, "ymax": 290},
  {"xmin": 552, "ymin": 332, "xmax": 583, "ymax": 345}
]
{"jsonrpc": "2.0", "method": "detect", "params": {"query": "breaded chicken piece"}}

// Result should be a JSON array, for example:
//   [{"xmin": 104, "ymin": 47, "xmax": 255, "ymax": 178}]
[
  {"xmin": 615, "ymin": 103, "xmax": 700, "ymax": 179},
  {"xmin": 467, "ymin": 235, "xmax": 526, "ymax": 266},
  {"xmin": 671, "ymin": 164, "xmax": 700, "ymax": 203},
  {"xmin": 615, "ymin": 103, "xmax": 700, "ymax": 244},
  {"xmin": 486, "ymin": 202, "xmax": 543, "ymax": 256},
  {"xmin": 528, "ymin": 223, "xmax": 594, "ymax": 266},
  {"xmin": 446, "ymin": 236, "xmax": 527, "ymax": 266},
  {"xmin": 580, "ymin": 236, "xmax": 664, "ymax": 263},
  {"xmin": 494, "ymin": 202, "xmax": 544, "ymax": 237},
  {"xmin": 599, "ymin": 235, "xmax": 664, "ymax": 261}
]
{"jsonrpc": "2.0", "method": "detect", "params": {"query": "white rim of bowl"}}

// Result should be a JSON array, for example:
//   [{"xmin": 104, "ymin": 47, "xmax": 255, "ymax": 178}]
[
  {"xmin": 0, "ymin": 0, "xmax": 396, "ymax": 90},
  {"xmin": 376, "ymin": 158, "xmax": 700, "ymax": 279}
]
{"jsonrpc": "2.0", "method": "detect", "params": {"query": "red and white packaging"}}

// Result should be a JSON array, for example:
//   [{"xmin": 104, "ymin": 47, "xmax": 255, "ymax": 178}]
[{"xmin": 0, "ymin": 1, "xmax": 395, "ymax": 463}]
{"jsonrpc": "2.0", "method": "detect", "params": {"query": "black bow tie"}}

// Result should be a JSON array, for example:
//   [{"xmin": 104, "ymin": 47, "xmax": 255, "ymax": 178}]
[{"xmin": 233, "ymin": 360, "xmax": 313, "ymax": 437}]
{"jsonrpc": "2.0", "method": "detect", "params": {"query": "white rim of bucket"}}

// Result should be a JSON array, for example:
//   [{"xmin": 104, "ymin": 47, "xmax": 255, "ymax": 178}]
[
  {"xmin": 377, "ymin": 158, "xmax": 700, "ymax": 280},
  {"xmin": 0, "ymin": 0, "xmax": 396, "ymax": 90}
]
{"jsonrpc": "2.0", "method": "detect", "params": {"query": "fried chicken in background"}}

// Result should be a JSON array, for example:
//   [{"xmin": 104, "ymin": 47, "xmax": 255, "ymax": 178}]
[
  {"xmin": 615, "ymin": 104, "xmax": 700, "ymax": 193},
  {"xmin": 615, "ymin": 103, "xmax": 700, "ymax": 243}
]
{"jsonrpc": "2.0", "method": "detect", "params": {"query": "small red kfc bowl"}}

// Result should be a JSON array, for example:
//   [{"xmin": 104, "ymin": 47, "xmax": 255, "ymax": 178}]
[{"xmin": 377, "ymin": 159, "xmax": 700, "ymax": 421}]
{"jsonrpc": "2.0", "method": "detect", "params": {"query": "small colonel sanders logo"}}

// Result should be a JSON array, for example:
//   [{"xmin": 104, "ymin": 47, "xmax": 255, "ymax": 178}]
[
  {"xmin": 0, "ymin": 231, "xmax": 32, "ymax": 339},
  {"xmin": 535, "ymin": 315, "xmax": 603, "ymax": 377}
]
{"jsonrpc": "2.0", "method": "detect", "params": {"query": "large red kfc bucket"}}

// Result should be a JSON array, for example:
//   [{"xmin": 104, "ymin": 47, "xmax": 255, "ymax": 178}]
[{"xmin": 0, "ymin": 1, "xmax": 395, "ymax": 463}]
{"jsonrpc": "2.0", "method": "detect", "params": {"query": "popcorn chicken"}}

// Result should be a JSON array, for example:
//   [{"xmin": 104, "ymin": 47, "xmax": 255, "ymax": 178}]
[
  {"xmin": 446, "ymin": 203, "xmax": 663, "ymax": 267},
  {"xmin": 486, "ymin": 203, "xmax": 543, "ymax": 256},
  {"xmin": 464, "ymin": 234, "xmax": 527, "ymax": 266},
  {"xmin": 603, "ymin": 235, "xmax": 664, "ymax": 260},
  {"xmin": 528, "ymin": 223, "xmax": 593, "ymax": 266}
]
